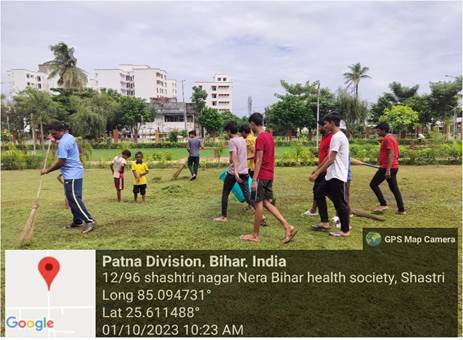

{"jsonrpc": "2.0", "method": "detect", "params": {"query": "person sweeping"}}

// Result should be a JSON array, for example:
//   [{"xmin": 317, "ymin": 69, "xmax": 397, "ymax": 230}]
[{"xmin": 40, "ymin": 121, "xmax": 96, "ymax": 234}]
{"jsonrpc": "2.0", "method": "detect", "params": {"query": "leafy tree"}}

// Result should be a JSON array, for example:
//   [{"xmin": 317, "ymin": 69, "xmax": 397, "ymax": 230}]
[
  {"xmin": 198, "ymin": 107, "xmax": 223, "ymax": 138},
  {"xmin": 1, "ymin": 95, "xmax": 28, "ymax": 142},
  {"xmin": 191, "ymin": 86, "xmax": 208, "ymax": 113},
  {"xmin": 13, "ymin": 88, "xmax": 58, "ymax": 153},
  {"xmin": 429, "ymin": 77, "xmax": 462, "ymax": 138},
  {"xmin": 118, "ymin": 96, "xmax": 154, "ymax": 142},
  {"xmin": 380, "ymin": 105, "xmax": 419, "ymax": 136},
  {"xmin": 265, "ymin": 95, "xmax": 308, "ymax": 136},
  {"xmin": 404, "ymin": 95, "xmax": 432, "ymax": 129},
  {"xmin": 335, "ymin": 89, "xmax": 369, "ymax": 134},
  {"xmin": 69, "ymin": 99, "xmax": 107, "ymax": 139},
  {"xmin": 386, "ymin": 82, "xmax": 419, "ymax": 104},
  {"xmin": 370, "ymin": 95, "xmax": 392, "ymax": 122},
  {"xmin": 44, "ymin": 42, "xmax": 88, "ymax": 88}
]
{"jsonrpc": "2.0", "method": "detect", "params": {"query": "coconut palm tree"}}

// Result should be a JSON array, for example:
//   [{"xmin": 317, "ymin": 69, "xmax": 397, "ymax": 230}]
[
  {"xmin": 44, "ymin": 42, "xmax": 88, "ymax": 89},
  {"xmin": 343, "ymin": 63, "xmax": 371, "ymax": 101}
]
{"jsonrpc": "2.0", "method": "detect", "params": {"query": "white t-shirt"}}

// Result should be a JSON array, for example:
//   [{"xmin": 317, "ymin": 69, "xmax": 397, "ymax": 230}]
[
  {"xmin": 111, "ymin": 155, "xmax": 127, "ymax": 178},
  {"xmin": 325, "ymin": 131, "xmax": 349, "ymax": 182}
]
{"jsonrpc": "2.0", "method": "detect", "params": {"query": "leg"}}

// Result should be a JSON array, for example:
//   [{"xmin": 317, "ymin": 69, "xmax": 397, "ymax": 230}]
[
  {"xmin": 238, "ymin": 174, "xmax": 254, "ymax": 209},
  {"xmin": 133, "ymin": 185, "xmax": 138, "ymax": 202},
  {"xmin": 140, "ymin": 185, "xmax": 146, "ymax": 203},
  {"xmin": 240, "ymin": 200, "xmax": 263, "ymax": 242},
  {"xmin": 193, "ymin": 157, "xmax": 200, "ymax": 176},
  {"xmin": 386, "ymin": 169, "xmax": 405, "ymax": 212},
  {"xmin": 346, "ymin": 181, "xmax": 351, "ymax": 215},
  {"xmin": 187, "ymin": 156, "xmax": 194, "ymax": 176},
  {"xmin": 117, "ymin": 190, "xmax": 121, "ymax": 202},
  {"xmin": 64, "ymin": 182, "xmax": 83, "ymax": 226},
  {"xmin": 314, "ymin": 176, "xmax": 329, "ymax": 225},
  {"xmin": 369, "ymin": 169, "xmax": 388, "ymax": 209},
  {"xmin": 67, "ymin": 179, "xmax": 94, "ymax": 224},
  {"xmin": 326, "ymin": 179, "xmax": 350, "ymax": 234},
  {"xmin": 220, "ymin": 173, "xmax": 235, "ymax": 218}
]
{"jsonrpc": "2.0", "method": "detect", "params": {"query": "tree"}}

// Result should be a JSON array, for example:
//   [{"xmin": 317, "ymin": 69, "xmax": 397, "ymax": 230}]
[
  {"xmin": 191, "ymin": 86, "xmax": 208, "ymax": 113},
  {"xmin": 429, "ymin": 77, "xmax": 462, "ymax": 138},
  {"xmin": 335, "ymin": 89, "xmax": 369, "ymax": 135},
  {"xmin": 265, "ymin": 95, "xmax": 308, "ymax": 136},
  {"xmin": 343, "ymin": 62, "xmax": 371, "ymax": 101},
  {"xmin": 380, "ymin": 105, "xmax": 419, "ymax": 136},
  {"xmin": 404, "ymin": 95, "xmax": 432, "ymax": 131},
  {"xmin": 118, "ymin": 96, "xmax": 154, "ymax": 142},
  {"xmin": 198, "ymin": 107, "xmax": 223, "ymax": 138},
  {"xmin": 69, "ymin": 99, "xmax": 107, "ymax": 140},
  {"xmin": 386, "ymin": 82, "xmax": 419, "ymax": 104},
  {"xmin": 13, "ymin": 88, "xmax": 58, "ymax": 153},
  {"xmin": 44, "ymin": 42, "xmax": 87, "ymax": 89}
]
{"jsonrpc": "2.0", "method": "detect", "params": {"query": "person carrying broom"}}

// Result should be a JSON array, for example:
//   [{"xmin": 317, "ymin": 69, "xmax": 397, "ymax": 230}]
[{"xmin": 40, "ymin": 121, "xmax": 96, "ymax": 234}]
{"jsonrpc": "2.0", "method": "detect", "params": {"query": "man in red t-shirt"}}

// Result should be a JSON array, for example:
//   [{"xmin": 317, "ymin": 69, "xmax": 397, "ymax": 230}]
[
  {"xmin": 370, "ymin": 122, "xmax": 405, "ymax": 214},
  {"xmin": 240, "ymin": 112, "xmax": 297, "ymax": 244},
  {"xmin": 306, "ymin": 119, "xmax": 333, "ymax": 229}
]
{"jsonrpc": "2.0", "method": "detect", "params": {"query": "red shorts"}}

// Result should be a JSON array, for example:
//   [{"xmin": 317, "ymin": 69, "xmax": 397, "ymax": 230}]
[{"xmin": 114, "ymin": 177, "xmax": 124, "ymax": 190}]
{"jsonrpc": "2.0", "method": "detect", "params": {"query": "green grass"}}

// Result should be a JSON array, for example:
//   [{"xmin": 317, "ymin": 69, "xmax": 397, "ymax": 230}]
[
  {"xmin": 89, "ymin": 146, "xmax": 295, "ymax": 161},
  {"xmin": 1, "ymin": 165, "xmax": 461, "ymax": 250}
]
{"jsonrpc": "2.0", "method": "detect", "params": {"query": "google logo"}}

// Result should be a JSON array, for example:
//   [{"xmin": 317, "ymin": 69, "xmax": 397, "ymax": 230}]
[{"xmin": 6, "ymin": 316, "xmax": 55, "ymax": 332}]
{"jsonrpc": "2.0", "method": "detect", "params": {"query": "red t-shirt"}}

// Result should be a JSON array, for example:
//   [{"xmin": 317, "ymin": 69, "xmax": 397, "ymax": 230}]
[
  {"xmin": 318, "ymin": 133, "xmax": 333, "ymax": 164},
  {"xmin": 379, "ymin": 134, "xmax": 399, "ymax": 169},
  {"xmin": 255, "ymin": 131, "xmax": 275, "ymax": 180}
]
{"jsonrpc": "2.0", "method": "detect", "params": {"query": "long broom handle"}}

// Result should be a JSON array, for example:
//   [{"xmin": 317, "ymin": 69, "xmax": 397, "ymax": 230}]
[{"xmin": 34, "ymin": 141, "xmax": 52, "ymax": 203}]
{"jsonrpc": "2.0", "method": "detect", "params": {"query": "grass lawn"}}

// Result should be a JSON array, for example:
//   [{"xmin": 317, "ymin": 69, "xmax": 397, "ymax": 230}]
[
  {"xmin": 90, "ymin": 146, "xmax": 295, "ymax": 161},
  {"xmin": 1, "ymin": 165, "xmax": 461, "ymax": 251}
]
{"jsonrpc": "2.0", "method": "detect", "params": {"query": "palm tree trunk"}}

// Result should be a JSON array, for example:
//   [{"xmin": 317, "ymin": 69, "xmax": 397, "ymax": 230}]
[
  {"xmin": 40, "ymin": 121, "xmax": 45, "ymax": 155},
  {"xmin": 31, "ymin": 113, "xmax": 36, "ymax": 155}
]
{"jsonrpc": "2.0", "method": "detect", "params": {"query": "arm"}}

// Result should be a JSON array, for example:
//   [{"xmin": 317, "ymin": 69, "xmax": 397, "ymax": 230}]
[
  {"xmin": 41, "ymin": 159, "xmax": 65, "ymax": 175},
  {"xmin": 251, "ymin": 150, "xmax": 263, "ymax": 190},
  {"xmin": 310, "ymin": 151, "xmax": 337, "ymax": 182},
  {"xmin": 110, "ymin": 164, "xmax": 114, "ymax": 174},
  {"xmin": 231, "ymin": 150, "xmax": 242, "ymax": 183},
  {"xmin": 247, "ymin": 142, "xmax": 255, "ymax": 160},
  {"xmin": 57, "ymin": 175, "xmax": 64, "ymax": 184},
  {"xmin": 385, "ymin": 149, "xmax": 394, "ymax": 178}
]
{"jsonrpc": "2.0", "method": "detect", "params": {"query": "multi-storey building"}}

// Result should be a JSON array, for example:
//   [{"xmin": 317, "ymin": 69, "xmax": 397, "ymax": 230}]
[
  {"xmin": 194, "ymin": 74, "xmax": 233, "ymax": 113},
  {"xmin": 94, "ymin": 64, "xmax": 177, "ymax": 101}
]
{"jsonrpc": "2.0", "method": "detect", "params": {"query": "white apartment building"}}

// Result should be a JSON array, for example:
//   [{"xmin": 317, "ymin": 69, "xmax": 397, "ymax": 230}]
[
  {"xmin": 194, "ymin": 74, "xmax": 233, "ymax": 113},
  {"xmin": 94, "ymin": 64, "xmax": 177, "ymax": 102},
  {"xmin": 7, "ymin": 64, "xmax": 85, "ymax": 100}
]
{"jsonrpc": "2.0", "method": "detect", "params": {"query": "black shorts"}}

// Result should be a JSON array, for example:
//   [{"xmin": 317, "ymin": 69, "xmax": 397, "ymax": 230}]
[
  {"xmin": 133, "ymin": 184, "xmax": 147, "ymax": 195},
  {"xmin": 255, "ymin": 180, "xmax": 273, "ymax": 203}
]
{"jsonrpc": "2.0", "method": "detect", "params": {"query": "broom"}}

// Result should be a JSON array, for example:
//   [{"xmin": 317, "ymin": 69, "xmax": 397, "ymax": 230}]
[
  {"xmin": 19, "ymin": 141, "xmax": 52, "ymax": 246},
  {"xmin": 172, "ymin": 162, "xmax": 186, "ymax": 180},
  {"xmin": 350, "ymin": 158, "xmax": 379, "ymax": 169}
]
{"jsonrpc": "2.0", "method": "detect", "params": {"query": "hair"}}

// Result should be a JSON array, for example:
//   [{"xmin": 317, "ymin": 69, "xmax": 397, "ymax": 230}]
[
  {"xmin": 239, "ymin": 124, "xmax": 251, "ymax": 134},
  {"xmin": 135, "ymin": 151, "xmax": 143, "ymax": 158},
  {"xmin": 317, "ymin": 116, "xmax": 326, "ymax": 126},
  {"xmin": 224, "ymin": 121, "xmax": 238, "ymax": 134},
  {"xmin": 249, "ymin": 112, "xmax": 264, "ymax": 126},
  {"xmin": 188, "ymin": 130, "xmax": 196, "ymax": 136},
  {"xmin": 322, "ymin": 114, "xmax": 341, "ymax": 127},
  {"xmin": 375, "ymin": 122, "xmax": 390, "ymax": 133},
  {"xmin": 47, "ymin": 121, "xmax": 66, "ymax": 131},
  {"xmin": 122, "ymin": 150, "xmax": 131, "ymax": 157}
]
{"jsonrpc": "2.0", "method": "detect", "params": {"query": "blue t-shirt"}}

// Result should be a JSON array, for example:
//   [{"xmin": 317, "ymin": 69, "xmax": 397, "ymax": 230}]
[{"xmin": 58, "ymin": 132, "xmax": 83, "ymax": 179}]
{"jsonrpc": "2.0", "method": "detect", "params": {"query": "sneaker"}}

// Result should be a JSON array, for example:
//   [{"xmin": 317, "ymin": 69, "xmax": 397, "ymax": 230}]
[
  {"xmin": 190, "ymin": 174, "xmax": 197, "ymax": 181},
  {"xmin": 331, "ymin": 216, "xmax": 341, "ymax": 229},
  {"xmin": 82, "ymin": 221, "xmax": 96, "ymax": 234},
  {"xmin": 64, "ymin": 222, "xmax": 83, "ymax": 229},
  {"xmin": 304, "ymin": 210, "xmax": 318, "ymax": 217}
]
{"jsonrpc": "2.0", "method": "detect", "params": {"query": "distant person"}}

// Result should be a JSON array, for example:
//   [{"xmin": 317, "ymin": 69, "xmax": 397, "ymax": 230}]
[
  {"xmin": 186, "ymin": 130, "xmax": 204, "ymax": 180},
  {"xmin": 310, "ymin": 114, "xmax": 350, "ymax": 237},
  {"xmin": 40, "ymin": 121, "xmax": 96, "ymax": 234},
  {"xmin": 307, "ymin": 118, "xmax": 332, "ymax": 231},
  {"xmin": 214, "ymin": 121, "xmax": 253, "ymax": 222},
  {"xmin": 131, "ymin": 151, "xmax": 149, "ymax": 203},
  {"xmin": 370, "ymin": 122, "xmax": 405, "ymax": 215},
  {"xmin": 110, "ymin": 149, "xmax": 131, "ymax": 202},
  {"xmin": 240, "ymin": 112, "xmax": 297, "ymax": 243}
]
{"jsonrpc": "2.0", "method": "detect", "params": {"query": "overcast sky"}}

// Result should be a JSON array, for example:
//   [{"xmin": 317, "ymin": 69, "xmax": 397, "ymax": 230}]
[{"xmin": 1, "ymin": 1, "xmax": 461, "ymax": 115}]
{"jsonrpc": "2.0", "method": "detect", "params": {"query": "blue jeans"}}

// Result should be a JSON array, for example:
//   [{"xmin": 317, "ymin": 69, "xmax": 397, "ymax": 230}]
[{"xmin": 63, "ymin": 178, "xmax": 94, "ymax": 224}]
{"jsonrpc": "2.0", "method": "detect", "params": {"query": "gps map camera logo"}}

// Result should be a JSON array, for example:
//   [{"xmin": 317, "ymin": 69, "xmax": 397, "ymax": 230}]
[{"xmin": 365, "ymin": 232, "xmax": 382, "ymax": 247}]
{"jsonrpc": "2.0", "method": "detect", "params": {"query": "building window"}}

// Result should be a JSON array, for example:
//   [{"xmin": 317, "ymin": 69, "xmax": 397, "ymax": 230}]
[
  {"xmin": 37, "ymin": 76, "xmax": 41, "ymax": 81},
  {"xmin": 38, "ymin": 84, "xmax": 42, "ymax": 89},
  {"xmin": 223, "ymin": 77, "xmax": 227, "ymax": 81},
  {"xmin": 165, "ymin": 115, "xmax": 185, "ymax": 122},
  {"xmin": 27, "ymin": 82, "xmax": 30, "ymax": 86},
  {"xmin": 211, "ymin": 86, "xmax": 217, "ymax": 91},
  {"xmin": 212, "ymin": 94, "xmax": 217, "ymax": 98},
  {"xmin": 212, "ymin": 101, "xmax": 217, "ymax": 106}
]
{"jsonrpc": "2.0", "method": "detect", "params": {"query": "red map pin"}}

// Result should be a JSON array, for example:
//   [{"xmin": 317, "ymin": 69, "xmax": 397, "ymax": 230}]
[{"xmin": 38, "ymin": 257, "xmax": 60, "ymax": 291}]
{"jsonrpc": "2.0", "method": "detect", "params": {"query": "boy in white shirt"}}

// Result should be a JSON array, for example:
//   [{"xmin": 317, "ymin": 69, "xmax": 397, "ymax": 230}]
[
  {"xmin": 310, "ymin": 114, "xmax": 350, "ymax": 237},
  {"xmin": 110, "ymin": 149, "xmax": 131, "ymax": 202}
]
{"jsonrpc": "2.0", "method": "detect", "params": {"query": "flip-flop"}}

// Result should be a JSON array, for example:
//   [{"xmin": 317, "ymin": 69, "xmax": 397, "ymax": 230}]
[
  {"xmin": 329, "ymin": 231, "xmax": 350, "ymax": 237},
  {"xmin": 311, "ymin": 224, "xmax": 330, "ymax": 231},
  {"xmin": 283, "ymin": 229, "xmax": 298, "ymax": 244}
]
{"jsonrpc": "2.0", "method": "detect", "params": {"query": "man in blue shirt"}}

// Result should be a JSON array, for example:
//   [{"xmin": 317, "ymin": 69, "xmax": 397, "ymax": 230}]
[{"xmin": 41, "ymin": 121, "xmax": 96, "ymax": 233}]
